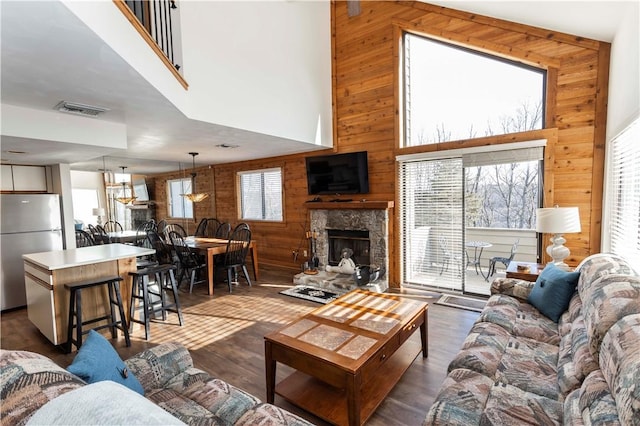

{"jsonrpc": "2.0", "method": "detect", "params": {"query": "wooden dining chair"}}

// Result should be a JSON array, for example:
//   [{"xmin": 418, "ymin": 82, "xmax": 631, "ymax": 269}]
[
  {"xmin": 87, "ymin": 224, "xmax": 110, "ymax": 244},
  {"xmin": 167, "ymin": 230, "xmax": 206, "ymax": 293},
  {"xmin": 103, "ymin": 220, "xmax": 123, "ymax": 233},
  {"xmin": 194, "ymin": 218, "xmax": 208, "ymax": 237},
  {"xmin": 163, "ymin": 223, "xmax": 187, "ymax": 242},
  {"xmin": 215, "ymin": 222, "xmax": 231, "ymax": 239},
  {"xmin": 75, "ymin": 229, "xmax": 95, "ymax": 247},
  {"xmin": 215, "ymin": 223, "xmax": 252, "ymax": 293},
  {"xmin": 204, "ymin": 218, "xmax": 222, "ymax": 238}
]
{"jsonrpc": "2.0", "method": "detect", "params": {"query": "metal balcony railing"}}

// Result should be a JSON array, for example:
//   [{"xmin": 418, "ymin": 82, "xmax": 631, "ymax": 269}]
[
  {"xmin": 124, "ymin": 0, "xmax": 180, "ymax": 70},
  {"xmin": 113, "ymin": 0, "xmax": 187, "ymax": 88}
]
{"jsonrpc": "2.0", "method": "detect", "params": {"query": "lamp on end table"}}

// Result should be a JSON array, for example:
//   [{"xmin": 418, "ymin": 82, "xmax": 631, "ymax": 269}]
[
  {"xmin": 92, "ymin": 208, "xmax": 106, "ymax": 226},
  {"xmin": 536, "ymin": 206, "xmax": 581, "ymax": 270}
]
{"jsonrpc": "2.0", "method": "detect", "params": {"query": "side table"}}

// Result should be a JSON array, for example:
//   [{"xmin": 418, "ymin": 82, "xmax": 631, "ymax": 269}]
[{"xmin": 505, "ymin": 261, "xmax": 545, "ymax": 282}]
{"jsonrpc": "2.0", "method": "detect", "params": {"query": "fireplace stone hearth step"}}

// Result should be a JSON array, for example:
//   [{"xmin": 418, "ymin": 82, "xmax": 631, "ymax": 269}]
[{"xmin": 292, "ymin": 269, "xmax": 388, "ymax": 294}]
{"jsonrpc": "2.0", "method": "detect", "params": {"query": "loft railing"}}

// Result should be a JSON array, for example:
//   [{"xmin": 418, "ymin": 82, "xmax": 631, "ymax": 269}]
[
  {"xmin": 125, "ymin": 0, "xmax": 178, "ymax": 69},
  {"xmin": 113, "ymin": 0, "xmax": 188, "ymax": 89}
]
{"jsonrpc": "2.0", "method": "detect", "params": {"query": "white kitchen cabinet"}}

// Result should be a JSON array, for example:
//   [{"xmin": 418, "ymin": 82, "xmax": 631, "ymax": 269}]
[
  {"xmin": 1, "ymin": 165, "xmax": 13, "ymax": 190},
  {"xmin": 1, "ymin": 165, "xmax": 48, "ymax": 191}
]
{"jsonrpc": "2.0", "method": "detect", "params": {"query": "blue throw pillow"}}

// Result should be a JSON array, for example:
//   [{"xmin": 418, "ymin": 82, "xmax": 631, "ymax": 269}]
[
  {"xmin": 528, "ymin": 263, "xmax": 580, "ymax": 322},
  {"xmin": 67, "ymin": 330, "xmax": 144, "ymax": 395}
]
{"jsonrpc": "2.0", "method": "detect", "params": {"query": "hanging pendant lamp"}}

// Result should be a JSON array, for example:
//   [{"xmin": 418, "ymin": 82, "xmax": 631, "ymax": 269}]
[
  {"xmin": 182, "ymin": 152, "xmax": 209, "ymax": 203},
  {"xmin": 115, "ymin": 166, "xmax": 137, "ymax": 205}
]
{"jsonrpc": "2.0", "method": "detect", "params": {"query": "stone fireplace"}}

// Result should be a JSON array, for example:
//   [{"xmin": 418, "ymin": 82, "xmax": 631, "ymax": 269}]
[{"xmin": 293, "ymin": 201, "xmax": 393, "ymax": 293}]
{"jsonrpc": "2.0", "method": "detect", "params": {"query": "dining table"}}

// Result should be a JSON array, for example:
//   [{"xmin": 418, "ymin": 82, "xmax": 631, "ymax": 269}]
[
  {"xmin": 183, "ymin": 237, "xmax": 259, "ymax": 295},
  {"xmin": 107, "ymin": 230, "xmax": 140, "ymax": 244}
]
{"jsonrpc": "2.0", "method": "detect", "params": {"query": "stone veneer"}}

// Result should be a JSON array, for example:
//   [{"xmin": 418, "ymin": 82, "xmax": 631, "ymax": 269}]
[
  {"xmin": 310, "ymin": 208, "xmax": 389, "ymax": 271},
  {"xmin": 293, "ymin": 206, "xmax": 390, "ymax": 293}
]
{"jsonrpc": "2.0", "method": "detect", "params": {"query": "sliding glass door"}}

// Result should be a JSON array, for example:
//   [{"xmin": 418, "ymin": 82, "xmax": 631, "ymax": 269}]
[{"xmin": 400, "ymin": 144, "xmax": 543, "ymax": 294}]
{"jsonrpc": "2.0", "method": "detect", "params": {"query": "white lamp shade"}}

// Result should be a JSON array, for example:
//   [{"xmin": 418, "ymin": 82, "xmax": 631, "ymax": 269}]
[
  {"xmin": 536, "ymin": 207, "xmax": 581, "ymax": 234},
  {"xmin": 92, "ymin": 208, "xmax": 106, "ymax": 217}
]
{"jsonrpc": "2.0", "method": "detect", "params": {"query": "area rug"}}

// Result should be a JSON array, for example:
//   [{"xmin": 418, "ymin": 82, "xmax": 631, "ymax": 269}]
[
  {"xmin": 280, "ymin": 285, "xmax": 342, "ymax": 304},
  {"xmin": 435, "ymin": 294, "xmax": 487, "ymax": 313}
]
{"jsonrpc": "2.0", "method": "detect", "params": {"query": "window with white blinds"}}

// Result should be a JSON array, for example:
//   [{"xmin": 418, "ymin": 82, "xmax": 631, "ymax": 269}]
[
  {"xmin": 238, "ymin": 168, "xmax": 283, "ymax": 221},
  {"xmin": 399, "ymin": 158, "xmax": 464, "ymax": 290},
  {"xmin": 603, "ymin": 118, "xmax": 640, "ymax": 272}
]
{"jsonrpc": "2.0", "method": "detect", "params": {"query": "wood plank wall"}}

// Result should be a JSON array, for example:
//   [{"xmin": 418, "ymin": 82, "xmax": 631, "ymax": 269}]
[{"xmin": 150, "ymin": 1, "xmax": 610, "ymax": 287}]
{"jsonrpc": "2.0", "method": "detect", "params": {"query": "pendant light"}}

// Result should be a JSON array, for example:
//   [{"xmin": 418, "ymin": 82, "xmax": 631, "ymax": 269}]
[
  {"xmin": 115, "ymin": 166, "xmax": 137, "ymax": 205},
  {"xmin": 182, "ymin": 152, "xmax": 209, "ymax": 203}
]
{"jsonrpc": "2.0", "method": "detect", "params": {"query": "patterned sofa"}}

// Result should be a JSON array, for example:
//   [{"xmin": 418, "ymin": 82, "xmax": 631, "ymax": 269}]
[
  {"xmin": 424, "ymin": 254, "xmax": 640, "ymax": 425},
  {"xmin": 1, "ymin": 342, "xmax": 314, "ymax": 425}
]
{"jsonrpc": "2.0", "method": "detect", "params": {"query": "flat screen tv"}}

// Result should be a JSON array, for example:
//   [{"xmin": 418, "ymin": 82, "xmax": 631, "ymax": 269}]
[{"xmin": 305, "ymin": 151, "xmax": 369, "ymax": 195}]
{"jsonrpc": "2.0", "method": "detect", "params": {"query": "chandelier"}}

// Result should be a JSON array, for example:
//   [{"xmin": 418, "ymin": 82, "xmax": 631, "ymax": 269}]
[
  {"xmin": 182, "ymin": 152, "xmax": 209, "ymax": 203},
  {"xmin": 115, "ymin": 166, "xmax": 137, "ymax": 205}
]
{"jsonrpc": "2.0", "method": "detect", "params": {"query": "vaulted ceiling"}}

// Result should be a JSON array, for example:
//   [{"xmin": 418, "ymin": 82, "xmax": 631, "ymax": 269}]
[{"xmin": 0, "ymin": 1, "xmax": 631, "ymax": 174}]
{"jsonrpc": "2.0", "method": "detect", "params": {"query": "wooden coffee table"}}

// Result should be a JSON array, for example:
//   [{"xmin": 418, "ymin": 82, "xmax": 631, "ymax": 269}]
[{"xmin": 265, "ymin": 288, "xmax": 428, "ymax": 426}]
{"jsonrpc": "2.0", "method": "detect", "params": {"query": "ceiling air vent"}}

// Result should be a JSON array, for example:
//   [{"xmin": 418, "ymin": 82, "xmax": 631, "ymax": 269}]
[{"xmin": 54, "ymin": 101, "xmax": 109, "ymax": 117}]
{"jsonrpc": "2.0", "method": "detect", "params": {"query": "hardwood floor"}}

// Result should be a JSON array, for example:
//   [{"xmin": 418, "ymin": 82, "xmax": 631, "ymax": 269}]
[{"xmin": 0, "ymin": 265, "xmax": 479, "ymax": 426}]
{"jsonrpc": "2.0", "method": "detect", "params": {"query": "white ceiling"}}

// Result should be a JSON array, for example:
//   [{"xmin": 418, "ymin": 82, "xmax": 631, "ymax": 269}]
[{"xmin": 0, "ymin": 1, "xmax": 632, "ymax": 175}]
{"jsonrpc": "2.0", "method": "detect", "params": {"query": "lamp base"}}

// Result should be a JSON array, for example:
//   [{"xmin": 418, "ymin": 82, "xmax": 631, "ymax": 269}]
[{"xmin": 546, "ymin": 233, "xmax": 571, "ymax": 270}]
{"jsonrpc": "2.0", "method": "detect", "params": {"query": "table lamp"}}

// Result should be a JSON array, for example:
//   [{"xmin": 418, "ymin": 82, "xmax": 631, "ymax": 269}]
[
  {"xmin": 536, "ymin": 206, "xmax": 581, "ymax": 270},
  {"xmin": 92, "ymin": 207, "xmax": 106, "ymax": 226}
]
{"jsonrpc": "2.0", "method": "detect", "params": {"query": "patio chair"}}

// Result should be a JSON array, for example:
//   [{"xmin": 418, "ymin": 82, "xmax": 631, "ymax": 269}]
[
  {"xmin": 486, "ymin": 238, "xmax": 520, "ymax": 281},
  {"xmin": 439, "ymin": 236, "xmax": 462, "ymax": 275}
]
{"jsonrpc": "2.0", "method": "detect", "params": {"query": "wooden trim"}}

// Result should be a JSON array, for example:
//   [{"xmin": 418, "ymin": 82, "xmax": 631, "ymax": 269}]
[
  {"xmin": 393, "ymin": 18, "xmax": 562, "ymax": 69},
  {"xmin": 590, "ymin": 41, "xmax": 611, "ymax": 254},
  {"xmin": 305, "ymin": 201, "xmax": 394, "ymax": 210},
  {"xmin": 394, "ymin": 128, "xmax": 558, "ymax": 158},
  {"xmin": 331, "ymin": 1, "xmax": 339, "ymax": 153},
  {"xmin": 397, "ymin": 1, "xmax": 602, "ymax": 51},
  {"xmin": 545, "ymin": 68, "xmax": 559, "ymax": 128},
  {"xmin": 112, "ymin": 0, "xmax": 188, "ymax": 90}
]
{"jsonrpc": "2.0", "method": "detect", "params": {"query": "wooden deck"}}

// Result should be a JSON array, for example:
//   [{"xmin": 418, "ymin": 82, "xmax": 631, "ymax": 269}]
[{"xmin": 0, "ymin": 264, "xmax": 479, "ymax": 426}]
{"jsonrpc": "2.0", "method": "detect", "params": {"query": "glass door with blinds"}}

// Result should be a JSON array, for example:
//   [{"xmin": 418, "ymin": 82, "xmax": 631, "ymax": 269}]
[
  {"xmin": 399, "ymin": 143, "xmax": 544, "ymax": 294},
  {"xmin": 400, "ymin": 157, "xmax": 464, "ymax": 291}
]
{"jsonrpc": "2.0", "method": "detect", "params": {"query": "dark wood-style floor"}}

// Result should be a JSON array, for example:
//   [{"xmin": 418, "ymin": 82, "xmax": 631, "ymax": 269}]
[{"xmin": 0, "ymin": 265, "xmax": 479, "ymax": 426}]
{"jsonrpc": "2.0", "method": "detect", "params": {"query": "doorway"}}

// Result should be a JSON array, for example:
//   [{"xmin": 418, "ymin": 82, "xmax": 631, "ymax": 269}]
[{"xmin": 399, "ymin": 144, "xmax": 543, "ymax": 295}]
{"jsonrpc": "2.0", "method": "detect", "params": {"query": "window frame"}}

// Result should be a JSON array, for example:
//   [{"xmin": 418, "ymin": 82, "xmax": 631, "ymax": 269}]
[
  {"xmin": 166, "ymin": 177, "xmax": 193, "ymax": 219},
  {"xmin": 401, "ymin": 31, "xmax": 547, "ymax": 148},
  {"xmin": 237, "ymin": 167, "xmax": 284, "ymax": 223}
]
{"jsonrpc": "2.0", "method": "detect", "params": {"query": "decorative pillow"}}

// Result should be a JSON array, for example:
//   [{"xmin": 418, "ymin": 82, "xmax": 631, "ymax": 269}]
[
  {"xmin": 26, "ymin": 381, "xmax": 185, "ymax": 425},
  {"xmin": 67, "ymin": 330, "xmax": 144, "ymax": 395},
  {"xmin": 528, "ymin": 263, "xmax": 580, "ymax": 322}
]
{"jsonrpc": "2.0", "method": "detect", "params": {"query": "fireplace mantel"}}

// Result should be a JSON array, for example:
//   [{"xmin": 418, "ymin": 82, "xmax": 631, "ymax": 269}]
[{"xmin": 305, "ymin": 200, "xmax": 394, "ymax": 210}]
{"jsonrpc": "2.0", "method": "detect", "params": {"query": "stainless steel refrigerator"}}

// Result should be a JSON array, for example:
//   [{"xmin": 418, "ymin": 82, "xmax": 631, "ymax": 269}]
[{"xmin": 1, "ymin": 194, "xmax": 64, "ymax": 310}]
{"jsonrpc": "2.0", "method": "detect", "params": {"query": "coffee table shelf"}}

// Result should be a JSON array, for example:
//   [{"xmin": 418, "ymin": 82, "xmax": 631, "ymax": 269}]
[
  {"xmin": 265, "ymin": 289, "xmax": 428, "ymax": 426},
  {"xmin": 274, "ymin": 338, "xmax": 423, "ymax": 425}
]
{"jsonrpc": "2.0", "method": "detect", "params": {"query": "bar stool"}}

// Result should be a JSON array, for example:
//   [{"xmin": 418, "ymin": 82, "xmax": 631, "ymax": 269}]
[
  {"xmin": 65, "ymin": 276, "xmax": 130, "ymax": 353},
  {"xmin": 129, "ymin": 264, "xmax": 183, "ymax": 340}
]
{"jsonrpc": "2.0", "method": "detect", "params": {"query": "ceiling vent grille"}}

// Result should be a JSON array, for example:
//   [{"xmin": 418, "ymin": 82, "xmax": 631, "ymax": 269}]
[{"xmin": 54, "ymin": 101, "xmax": 109, "ymax": 117}]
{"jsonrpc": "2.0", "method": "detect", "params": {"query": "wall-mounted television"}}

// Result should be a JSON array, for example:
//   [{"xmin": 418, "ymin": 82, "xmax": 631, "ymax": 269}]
[{"xmin": 305, "ymin": 151, "xmax": 369, "ymax": 195}]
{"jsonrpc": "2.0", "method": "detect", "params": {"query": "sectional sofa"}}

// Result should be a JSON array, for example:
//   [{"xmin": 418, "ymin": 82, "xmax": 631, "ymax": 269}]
[
  {"xmin": 424, "ymin": 253, "xmax": 640, "ymax": 425},
  {"xmin": 1, "ymin": 341, "xmax": 314, "ymax": 425}
]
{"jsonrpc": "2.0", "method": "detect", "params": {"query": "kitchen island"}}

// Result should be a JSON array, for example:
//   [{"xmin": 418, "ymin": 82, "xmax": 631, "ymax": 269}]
[{"xmin": 22, "ymin": 244, "xmax": 154, "ymax": 346}]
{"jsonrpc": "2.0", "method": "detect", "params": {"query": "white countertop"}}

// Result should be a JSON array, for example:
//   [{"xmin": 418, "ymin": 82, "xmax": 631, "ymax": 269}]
[{"xmin": 22, "ymin": 243, "xmax": 155, "ymax": 271}]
